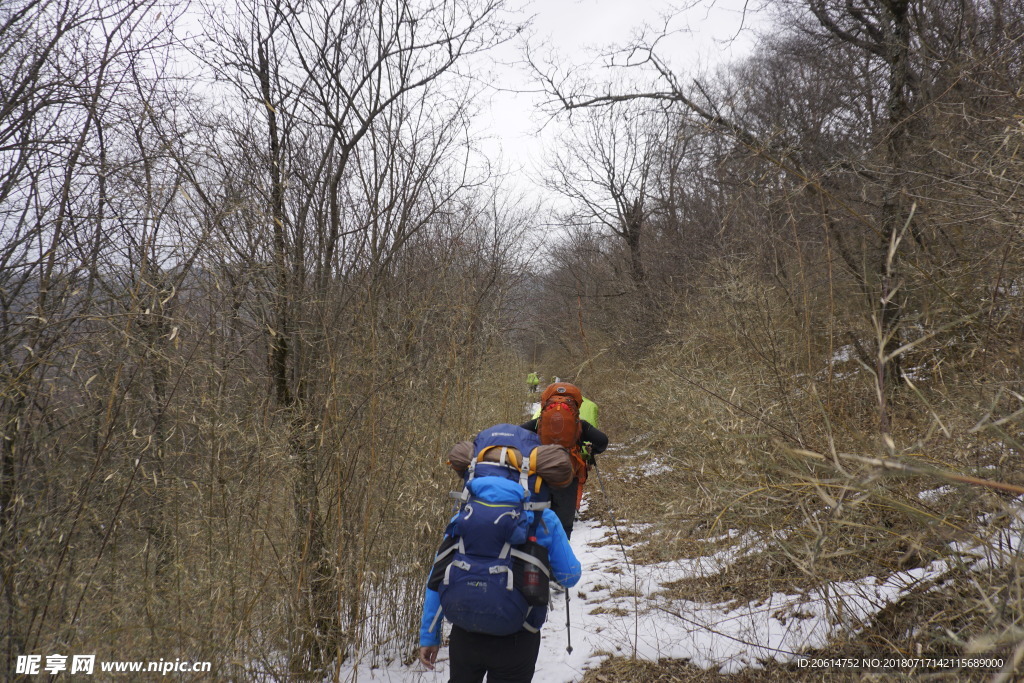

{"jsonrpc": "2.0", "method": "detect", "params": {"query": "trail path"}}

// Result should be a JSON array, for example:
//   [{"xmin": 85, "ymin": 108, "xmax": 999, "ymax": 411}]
[
  {"xmin": 337, "ymin": 506, "xmax": 651, "ymax": 683},
  {"xmin": 337, "ymin": 439, "xmax": 997, "ymax": 681}
]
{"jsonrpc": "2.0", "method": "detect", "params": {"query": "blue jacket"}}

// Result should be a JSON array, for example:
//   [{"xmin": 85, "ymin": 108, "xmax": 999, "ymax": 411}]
[{"xmin": 419, "ymin": 479, "xmax": 581, "ymax": 647}]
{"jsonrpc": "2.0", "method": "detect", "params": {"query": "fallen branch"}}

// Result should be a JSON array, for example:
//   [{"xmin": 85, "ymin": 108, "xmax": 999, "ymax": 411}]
[{"xmin": 790, "ymin": 448, "xmax": 1024, "ymax": 497}]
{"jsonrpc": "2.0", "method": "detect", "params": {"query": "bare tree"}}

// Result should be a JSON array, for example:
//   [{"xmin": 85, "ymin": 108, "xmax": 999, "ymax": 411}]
[
  {"xmin": 200, "ymin": 0, "xmax": 513, "ymax": 673},
  {"xmin": 545, "ymin": 102, "xmax": 670, "ymax": 291},
  {"xmin": 0, "ymin": 0, "xmax": 545, "ymax": 676},
  {"xmin": 530, "ymin": 0, "xmax": 1019, "ymax": 433},
  {"xmin": 0, "ymin": 0, "xmax": 191, "ymax": 670}
]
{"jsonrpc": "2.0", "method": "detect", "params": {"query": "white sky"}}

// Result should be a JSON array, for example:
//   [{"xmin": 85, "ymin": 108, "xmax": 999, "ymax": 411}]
[{"xmin": 470, "ymin": 0, "xmax": 765, "ymax": 200}]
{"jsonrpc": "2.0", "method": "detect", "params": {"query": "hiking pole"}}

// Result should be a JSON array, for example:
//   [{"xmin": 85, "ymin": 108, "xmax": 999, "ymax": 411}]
[{"xmin": 565, "ymin": 588, "xmax": 573, "ymax": 654}]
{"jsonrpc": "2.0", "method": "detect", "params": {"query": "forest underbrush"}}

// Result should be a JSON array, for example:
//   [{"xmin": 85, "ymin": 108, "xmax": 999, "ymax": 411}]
[{"xmin": 567, "ymin": 283, "xmax": 1024, "ymax": 680}]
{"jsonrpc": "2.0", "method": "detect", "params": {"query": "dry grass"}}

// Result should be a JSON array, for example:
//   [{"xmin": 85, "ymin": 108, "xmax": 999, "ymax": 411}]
[
  {"xmin": 580, "ymin": 654, "xmax": 993, "ymax": 682},
  {"xmin": 560, "ymin": 257, "xmax": 1024, "ymax": 680}
]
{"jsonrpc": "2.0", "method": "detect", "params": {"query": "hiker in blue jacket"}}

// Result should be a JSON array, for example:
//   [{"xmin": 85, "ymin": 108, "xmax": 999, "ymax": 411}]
[{"xmin": 418, "ymin": 485, "xmax": 582, "ymax": 682}]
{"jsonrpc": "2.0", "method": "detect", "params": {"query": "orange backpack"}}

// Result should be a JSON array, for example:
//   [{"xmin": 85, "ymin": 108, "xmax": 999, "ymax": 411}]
[{"xmin": 537, "ymin": 383, "xmax": 587, "ymax": 488}]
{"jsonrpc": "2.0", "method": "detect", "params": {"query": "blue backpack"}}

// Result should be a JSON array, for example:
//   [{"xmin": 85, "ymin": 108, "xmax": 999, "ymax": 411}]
[
  {"xmin": 470, "ymin": 424, "xmax": 554, "ymax": 504},
  {"xmin": 428, "ymin": 425, "xmax": 554, "ymax": 636}
]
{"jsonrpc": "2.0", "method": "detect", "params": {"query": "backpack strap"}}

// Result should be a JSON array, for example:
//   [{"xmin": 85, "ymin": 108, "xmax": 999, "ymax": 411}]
[
  {"xmin": 479, "ymin": 445, "xmax": 515, "ymax": 467},
  {"xmin": 528, "ymin": 448, "xmax": 546, "ymax": 495},
  {"xmin": 521, "ymin": 607, "xmax": 538, "ymax": 633},
  {"xmin": 429, "ymin": 605, "xmax": 444, "ymax": 632},
  {"xmin": 509, "ymin": 548, "xmax": 552, "ymax": 579},
  {"xmin": 444, "ymin": 558, "xmax": 470, "ymax": 586},
  {"xmin": 528, "ymin": 508, "xmax": 542, "ymax": 537},
  {"xmin": 519, "ymin": 447, "xmax": 552, "ymax": 510},
  {"xmin": 523, "ymin": 462, "xmax": 550, "ymax": 510},
  {"xmin": 434, "ymin": 541, "xmax": 458, "ymax": 566},
  {"xmin": 518, "ymin": 446, "xmax": 531, "ymax": 494},
  {"xmin": 489, "ymin": 560, "xmax": 515, "ymax": 590}
]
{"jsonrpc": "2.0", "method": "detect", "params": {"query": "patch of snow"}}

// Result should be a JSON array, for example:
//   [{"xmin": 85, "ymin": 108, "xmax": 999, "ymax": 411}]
[
  {"xmin": 700, "ymin": 529, "xmax": 743, "ymax": 544},
  {"xmin": 949, "ymin": 499, "xmax": 1024, "ymax": 571},
  {"xmin": 641, "ymin": 457, "xmax": 672, "ymax": 477},
  {"xmin": 831, "ymin": 345, "xmax": 855, "ymax": 363},
  {"xmin": 328, "ymin": 484, "xmax": 1024, "ymax": 682},
  {"xmin": 917, "ymin": 486, "xmax": 953, "ymax": 503},
  {"xmin": 902, "ymin": 366, "xmax": 928, "ymax": 382}
]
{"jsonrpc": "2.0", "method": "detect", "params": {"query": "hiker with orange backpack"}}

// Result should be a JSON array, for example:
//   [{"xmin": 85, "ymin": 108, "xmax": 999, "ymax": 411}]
[{"xmin": 521, "ymin": 382, "xmax": 608, "ymax": 539}]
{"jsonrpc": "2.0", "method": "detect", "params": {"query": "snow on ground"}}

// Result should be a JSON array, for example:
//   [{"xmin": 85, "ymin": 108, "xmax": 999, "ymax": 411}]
[
  {"xmin": 334, "ymin": 518, "xmax": 952, "ymax": 681},
  {"xmin": 529, "ymin": 519, "xmax": 947, "ymax": 677},
  {"xmin": 918, "ymin": 485, "xmax": 954, "ymax": 503},
  {"xmin": 333, "ymin": 476, "xmax": 1024, "ymax": 682},
  {"xmin": 831, "ymin": 345, "xmax": 855, "ymax": 363}
]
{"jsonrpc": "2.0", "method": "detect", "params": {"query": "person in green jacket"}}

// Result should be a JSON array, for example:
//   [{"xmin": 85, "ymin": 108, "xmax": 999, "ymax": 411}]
[{"xmin": 526, "ymin": 371, "xmax": 540, "ymax": 393}]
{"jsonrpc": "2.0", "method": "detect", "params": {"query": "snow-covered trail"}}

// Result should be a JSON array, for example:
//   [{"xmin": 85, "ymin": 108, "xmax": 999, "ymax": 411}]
[
  {"xmin": 334, "ymin": 512, "xmax": 643, "ymax": 683},
  {"xmin": 334, "ymin": 434, "xmax": 1014, "ymax": 681},
  {"xmin": 538, "ymin": 513, "xmax": 946, "ymax": 677},
  {"xmin": 532, "ymin": 517, "xmax": 635, "ymax": 682}
]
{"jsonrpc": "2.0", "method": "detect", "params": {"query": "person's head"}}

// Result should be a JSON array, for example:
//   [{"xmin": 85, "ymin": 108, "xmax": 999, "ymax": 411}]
[{"xmin": 540, "ymin": 382, "xmax": 582, "ymax": 406}]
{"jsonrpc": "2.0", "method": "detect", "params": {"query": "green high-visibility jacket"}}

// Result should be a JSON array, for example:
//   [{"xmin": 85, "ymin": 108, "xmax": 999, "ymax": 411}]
[{"xmin": 580, "ymin": 398, "xmax": 599, "ymax": 427}]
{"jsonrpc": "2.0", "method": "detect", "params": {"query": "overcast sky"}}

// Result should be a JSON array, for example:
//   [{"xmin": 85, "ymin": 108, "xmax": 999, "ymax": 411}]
[{"xmin": 471, "ymin": 0, "xmax": 766, "ymax": 201}]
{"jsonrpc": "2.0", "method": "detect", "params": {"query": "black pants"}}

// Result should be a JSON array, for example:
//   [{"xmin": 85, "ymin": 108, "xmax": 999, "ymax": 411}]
[
  {"xmin": 448, "ymin": 625, "xmax": 542, "ymax": 683},
  {"xmin": 549, "ymin": 478, "xmax": 578, "ymax": 539}
]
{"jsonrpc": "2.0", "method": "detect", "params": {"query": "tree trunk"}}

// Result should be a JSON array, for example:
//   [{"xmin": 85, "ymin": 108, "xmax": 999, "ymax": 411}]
[
  {"xmin": 876, "ymin": 0, "xmax": 912, "ymax": 434},
  {"xmin": 623, "ymin": 196, "xmax": 647, "ymax": 288}
]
